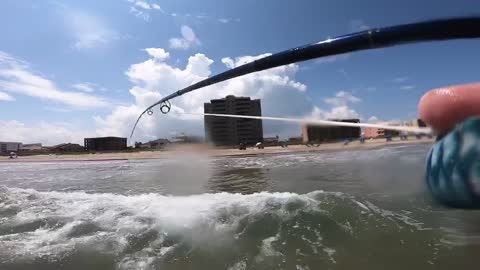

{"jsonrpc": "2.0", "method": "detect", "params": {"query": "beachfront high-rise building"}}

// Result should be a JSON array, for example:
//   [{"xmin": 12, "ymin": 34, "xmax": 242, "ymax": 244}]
[
  {"xmin": 204, "ymin": 95, "xmax": 263, "ymax": 146},
  {"xmin": 302, "ymin": 119, "xmax": 361, "ymax": 143}
]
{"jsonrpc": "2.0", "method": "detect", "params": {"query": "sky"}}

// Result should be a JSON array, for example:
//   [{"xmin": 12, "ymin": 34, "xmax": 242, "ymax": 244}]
[{"xmin": 1, "ymin": 0, "xmax": 480, "ymax": 145}]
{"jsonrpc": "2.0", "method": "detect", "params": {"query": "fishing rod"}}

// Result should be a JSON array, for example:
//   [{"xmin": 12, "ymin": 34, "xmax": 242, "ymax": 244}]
[{"xmin": 131, "ymin": 16, "xmax": 480, "ymax": 139}]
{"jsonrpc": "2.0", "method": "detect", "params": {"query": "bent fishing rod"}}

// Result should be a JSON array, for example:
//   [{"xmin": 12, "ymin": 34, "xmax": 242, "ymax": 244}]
[{"xmin": 131, "ymin": 17, "xmax": 480, "ymax": 139}]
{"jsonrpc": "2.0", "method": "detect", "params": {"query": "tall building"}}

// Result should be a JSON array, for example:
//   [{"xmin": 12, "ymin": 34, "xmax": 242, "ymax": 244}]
[
  {"xmin": 302, "ymin": 119, "xmax": 361, "ymax": 143},
  {"xmin": 84, "ymin": 137, "xmax": 127, "ymax": 151},
  {"xmin": 0, "ymin": 142, "xmax": 22, "ymax": 153},
  {"xmin": 204, "ymin": 95, "xmax": 263, "ymax": 146}
]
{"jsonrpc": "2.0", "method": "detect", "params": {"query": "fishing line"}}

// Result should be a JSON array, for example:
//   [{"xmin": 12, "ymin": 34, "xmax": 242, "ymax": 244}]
[
  {"xmin": 130, "ymin": 17, "xmax": 480, "ymax": 139},
  {"xmin": 180, "ymin": 112, "xmax": 432, "ymax": 134},
  {"xmin": 127, "ymin": 17, "xmax": 480, "ymax": 209}
]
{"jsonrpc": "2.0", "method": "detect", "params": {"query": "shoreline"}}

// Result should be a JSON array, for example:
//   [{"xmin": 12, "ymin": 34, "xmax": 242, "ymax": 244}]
[{"xmin": 0, "ymin": 137, "xmax": 434, "ymax": 163}]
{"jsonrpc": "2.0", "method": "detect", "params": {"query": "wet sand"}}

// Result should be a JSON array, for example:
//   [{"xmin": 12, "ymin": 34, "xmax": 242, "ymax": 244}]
[{"xmin": 0, "ymin": 137, "xmax": 434, "ymax": 163}]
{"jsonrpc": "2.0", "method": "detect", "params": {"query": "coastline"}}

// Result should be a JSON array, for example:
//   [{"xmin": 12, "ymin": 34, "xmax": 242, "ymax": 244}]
[{"xmin": 0, "ymin": 137, "xmax": 434, "ymax": 163}]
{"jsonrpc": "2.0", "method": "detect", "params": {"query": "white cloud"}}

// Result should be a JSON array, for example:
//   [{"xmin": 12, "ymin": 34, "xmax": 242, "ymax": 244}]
[
  {"xmin": 400, "ymin": 85, "xmax": 415, "ymax": 90},
  {"xmin": 135, "ymin": 1, "xmax": 151, "ymax": 10},
  {"xmin": 129, "ymin": 7, "xmax": 150, "ymax": 21},
  {"xmin": 350, "ymin": 19, "xmax": 370, "ymax": 32},
  {"xmin": 392, "ymin": 77, "xmax": 408, "ymax": 83},
  {"xmin": 310, "ymin": 91, "xmax": 362, "ymax": 120},
  {"xmin": 66, "ymin": 10, "xmax": 119, "ymax": 49},
  {"xmin": 128, "ymin": 0, "xmax": 161, "ymax": 10},
  {"xmin": 125, "ymin": 1, "xmax": 231, "ymax": 23},
  {"xmin": 368, "ymin": 116, "xmax": 379, "ymax": 123},
  {"xmin": 0, "ymin": 91, "xmax": 14, "ymax": 101},
  {"xmin": 0, "ymin": 120, "xmax": 91, "ymax": 145},
  {"xmin": 95, "ymin": 49, "xmax": 316, "ymax": 141},
  {"xmin": 144, "ymin": 48, "xmax": 169, "ymax": 60},
  {"xmin": 72, "ymin": 82, "xmax": 96, "ymax": 93},
  {"xmin": 127, "ymin": 1, "xmax": 163, "ymax": 21},
  {"xmin": 169, "ymin": 25, "xmax": 200, "ymax": 50},
  {"xmin": 324, "ymin": 106, "xmax": 360, "ymax": 119},
  {"xmin": 324, "ymin": 91, "xmax": 361, "ymax": 107},
  {"xmin": 0, "ymin": 51, "xmax": 109, "ymax": 109}
]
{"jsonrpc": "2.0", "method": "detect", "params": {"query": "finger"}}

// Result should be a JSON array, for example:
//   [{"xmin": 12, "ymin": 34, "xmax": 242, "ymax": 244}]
[{"xmin": 418, "ymin": 83, "xmax": 480, "ymax": 134}]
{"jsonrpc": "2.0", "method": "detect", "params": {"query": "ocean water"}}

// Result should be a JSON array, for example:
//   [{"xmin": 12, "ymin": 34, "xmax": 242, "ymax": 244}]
[{"xmin": 1, "ymin": 144, "xmax": 480, "ymax": 270}]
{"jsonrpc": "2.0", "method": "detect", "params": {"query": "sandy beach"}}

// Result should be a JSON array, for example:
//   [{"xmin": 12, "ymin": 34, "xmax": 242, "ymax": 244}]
[{"xmin": 0, "ymin": 137, "xmax": 434, "ymax": 163}]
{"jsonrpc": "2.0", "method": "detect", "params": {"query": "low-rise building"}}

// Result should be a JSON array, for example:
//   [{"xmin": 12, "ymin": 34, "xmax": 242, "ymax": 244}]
[
  {"xmin": 263, "ymin": 136, "xmax": 279, "ymax": 147},
  {"xmin": 20, "ymin": 143, "xmax": 42, "ymax": 151},
  {"xmin": 404, "ymin": 118, "xmax": 427, "ymax": 127},
  {"xmin": 364, "ymin": 118, "xmax": 426, "ymax": 139},
  {"xmin": 138, "ymin": 138, "xmax": 170, "ymax": 149},
  {"xmin": 363, "ymin": 127, "xmax": 385, "ymax": 138},
  {"xmin": 0, "ymin": 142, "xmax": 22, "ymax": 153},
  {"xmin": 50, "ymin": 143, "xmax": 85, "ymax": 152},
  {"xmin": 363, "ymin": 127, "xmax": 399, "ymax": 139},
  {"xmin": 84, "ymin": 137, "xmax": 127, "ymax": 151},
  {"xmin": 287, "ymin": 136, "xmax": 303, "ymax": 145},
  {"xmin": 302, "ymin": 119, "xmax": 361, "ymax": 143},
  {"xmin": 172, "ymin": 133, "xmax": 203, "ymax": 144}
]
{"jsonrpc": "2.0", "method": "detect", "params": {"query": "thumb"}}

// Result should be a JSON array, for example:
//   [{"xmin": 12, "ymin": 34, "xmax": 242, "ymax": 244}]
[{"xmin": 419, "ymin": 83, "xmax": 480, "ymax": 135}]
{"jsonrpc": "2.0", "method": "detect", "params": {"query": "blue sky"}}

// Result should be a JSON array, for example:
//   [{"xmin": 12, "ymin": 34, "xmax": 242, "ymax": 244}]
[{"xmin": 1, "ymin": 0, "xmax": 480, "ymax": 144}]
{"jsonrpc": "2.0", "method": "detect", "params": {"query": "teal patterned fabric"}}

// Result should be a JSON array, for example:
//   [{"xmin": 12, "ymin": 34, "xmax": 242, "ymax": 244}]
[{"xmin": 426, "ymin": 117, "xmax": 480, "ymax": 208}]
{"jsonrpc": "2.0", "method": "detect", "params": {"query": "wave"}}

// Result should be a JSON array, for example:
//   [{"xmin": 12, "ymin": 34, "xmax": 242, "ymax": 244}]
[{"xmin": 0, "ymin": 187, "xmax": 441, "ymax": 270}]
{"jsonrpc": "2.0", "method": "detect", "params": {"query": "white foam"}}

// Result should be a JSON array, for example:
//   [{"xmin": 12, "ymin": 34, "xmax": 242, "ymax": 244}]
[
  {"xmin": 0, "ymin": 187, "xmax": 431, "ymax": 268},
  {"xmin": 228, "ymin": 260, "xmax": 247, "ymax": 270},
  {"xmin": 0, "ymin": 187, "xmax": 326, "ymax": 264}
]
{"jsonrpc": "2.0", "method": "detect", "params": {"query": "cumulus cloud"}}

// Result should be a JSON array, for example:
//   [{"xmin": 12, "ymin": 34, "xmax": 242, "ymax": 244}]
[
  {"xmin": 95, "ymin": 49, "xmax": 319, "ymax": 141},
  {"xmin": 309, "ymin": 91, "xmax": 362, "ymax": 120},
  {"xmin": 0, "ymin": 51, "xmax": 109, "ymax": 109},
  {"xmin": 169, "ymin": 25, "xmax": 200, "ymax": 50},
  {"xmin": 144, "ymin": 48, "xmax": 169, "ymax": 60},
  {"xmin": 0, "ymin": 91, "xmax": 14, "ymax": 101},
  {"xmin": 0, "ymin": 120, "xmax": 91, "ymax": 145},
  {"xmin": 323, "ymin": 106, "xmax": 360, "ymax": 119},
  {"xmin": 324, "ymin": 91, "xmax": 361, "ymax": 119},
  {"xmin": 66, "ymin": 10, "xmax": 119, "ymax": 49}
]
